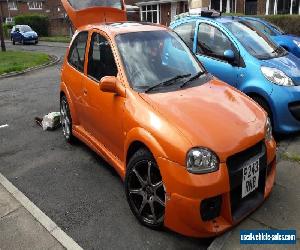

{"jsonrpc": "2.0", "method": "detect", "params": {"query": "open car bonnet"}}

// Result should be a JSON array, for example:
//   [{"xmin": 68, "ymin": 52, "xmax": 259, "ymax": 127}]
[{"xmin": 61, "ymin": 0, "xmax": 127, "ymax": 29}]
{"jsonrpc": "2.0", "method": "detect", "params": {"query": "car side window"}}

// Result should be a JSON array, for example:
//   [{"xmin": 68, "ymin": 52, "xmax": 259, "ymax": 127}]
[
  {"xmin": 68, "ymin": 31, "xmax": 88, "ymax": 72},
  {"xmin": 87, "ymin": 33, "xmax": 118, "ymax": 81},
  {"xmin": 197, "ymin": 23, "xmax": 234, "ymax": 61},
  {"xmin": 173, "ymin": 21, "xmax": 196, "ymax": 50}
]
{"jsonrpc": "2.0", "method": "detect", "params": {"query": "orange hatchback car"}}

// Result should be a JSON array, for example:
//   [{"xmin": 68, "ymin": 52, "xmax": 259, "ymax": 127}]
[{"xmin": 59, "ymin": 0, "xmax": 276, "ymax": 237}]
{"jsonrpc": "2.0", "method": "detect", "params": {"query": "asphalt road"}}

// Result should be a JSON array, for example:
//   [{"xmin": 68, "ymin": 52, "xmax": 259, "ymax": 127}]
[{"xmin": 0, "ymin": 42, "xmax": 211, "ymax": 249}]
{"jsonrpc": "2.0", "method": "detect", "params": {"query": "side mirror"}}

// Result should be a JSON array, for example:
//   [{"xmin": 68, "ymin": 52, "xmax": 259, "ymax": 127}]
[
  {"xmin": 223, "ymin": 49, "xmax": 235, "ymax": 62},
  {"xmin": 100, "ymin": 76, "xmax": 126, "ymax": 97}
]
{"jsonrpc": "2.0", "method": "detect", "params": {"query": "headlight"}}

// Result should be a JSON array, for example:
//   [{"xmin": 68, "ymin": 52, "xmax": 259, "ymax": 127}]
[
  {"xmin": 293, "ymin": 40, "xmax": 300, "ymax": 48},
  {"xmin": 265, "ymin": 117, "xmax": 273, "ymax": 141},
  {"xmin": 186, "ymin": 148, "xmax": 219, "ymax": 174},
  {"xmin": 261, "ymin": 66, "xmax": 294, "ymax": 86}
]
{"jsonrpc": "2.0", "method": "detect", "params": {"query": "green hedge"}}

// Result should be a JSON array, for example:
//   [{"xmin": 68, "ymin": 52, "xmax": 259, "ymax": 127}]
[
  {"xmin": 14, "ymin": 14, "xmax": 48, "ymax": 36},
  {"xmin": 260, "ymin": 15, "xmax": 300, "ymax": 36}
]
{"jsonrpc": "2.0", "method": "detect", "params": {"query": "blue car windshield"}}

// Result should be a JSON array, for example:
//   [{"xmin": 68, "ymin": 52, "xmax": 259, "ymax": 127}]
[
  {"xmin": 224, "ymin": 21, "xmax": 286, "ymax": 59},
  {"xmin": 115, "ymin": 30, "xmax": 204, "ymax": 92},
  {"xmin": 19, "ymin": 25, "xmax": 32, "ymax": 32}
]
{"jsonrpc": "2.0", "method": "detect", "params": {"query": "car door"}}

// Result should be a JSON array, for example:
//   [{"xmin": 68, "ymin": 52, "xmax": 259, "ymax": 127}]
[
  {"xmin": 195, "ymin": 21, "xmax": 239, "ymax": 87},
  {"xmin": 62, "ymin": 31, "xmax": 88, "ymax": 125},
  {"xmin": 13, "ymin": 27, "xmax": 22, "ymax": 42},
  {"xmin": 82, "ymin": 31, "xmax": 125, "ymax": 161}
]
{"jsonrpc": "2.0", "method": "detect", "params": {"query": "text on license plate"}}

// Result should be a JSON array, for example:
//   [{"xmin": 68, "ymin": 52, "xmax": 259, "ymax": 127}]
[{"xmin": 242, "ymin": 158, "xmax": 259, "ymax": 198}]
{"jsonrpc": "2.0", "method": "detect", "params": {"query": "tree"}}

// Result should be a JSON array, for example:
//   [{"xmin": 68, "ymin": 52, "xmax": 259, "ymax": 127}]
[{"xmin": 0, "ymin": 12, "xmax": 6, "ymax": 51}]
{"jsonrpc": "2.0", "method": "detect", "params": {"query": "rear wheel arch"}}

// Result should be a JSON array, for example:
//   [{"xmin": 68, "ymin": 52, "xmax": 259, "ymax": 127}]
[{"xmin": 59, "ymin": 86, "xmax": 79, "ymax": 125}]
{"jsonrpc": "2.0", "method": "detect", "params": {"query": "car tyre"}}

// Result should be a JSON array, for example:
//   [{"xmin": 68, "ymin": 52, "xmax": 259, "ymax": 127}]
[
  {"xmin": 125, "ymin": 148, "xmax": 165, "ymax": 230},
  {"xmin": 12, "ymin": 39, "xmax": 15, "ymax": 45},
  {"xmin": 60, "ymin": 95, "xmax": 74, "ymax": 143}
]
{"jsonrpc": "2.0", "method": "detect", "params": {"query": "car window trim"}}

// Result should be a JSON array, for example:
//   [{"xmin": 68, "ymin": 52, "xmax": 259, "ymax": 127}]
[
  {"xmin": 86, "ymin": 30, "xmax": 119, "ymax": 84},
  {"xmin": 67, "ymin": 31, "xmax": 88, "ymax": 73},
  {"xmin": 173, "ymin": 20, "xmax": 197, "ymax": 52}
]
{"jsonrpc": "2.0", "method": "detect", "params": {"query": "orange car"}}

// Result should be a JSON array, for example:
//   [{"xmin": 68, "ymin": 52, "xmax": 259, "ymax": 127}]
[{"xmin": 59, "ymin": 0, "xmax": 276, "ymax": 237}]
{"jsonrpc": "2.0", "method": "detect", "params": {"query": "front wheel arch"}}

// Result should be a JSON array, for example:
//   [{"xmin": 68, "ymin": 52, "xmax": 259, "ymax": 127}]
[{"xmin": 248, "ymin": 93, "xmax": 273, "ymax": 123}]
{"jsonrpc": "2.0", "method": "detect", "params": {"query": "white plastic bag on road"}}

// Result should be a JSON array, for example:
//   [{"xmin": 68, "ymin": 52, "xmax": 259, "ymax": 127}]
[{"xmin": 35, "ymin": 112, "xmax": 61, "ymax": 131}]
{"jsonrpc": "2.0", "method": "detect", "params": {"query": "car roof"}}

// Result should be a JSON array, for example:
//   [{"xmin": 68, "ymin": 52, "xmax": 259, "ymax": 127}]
[
  {"xmin": 78, "ymin": 21, "xmax": 168, "ymax": 36},
  {"xmin": 172, "ymin": 14, "xmax": 244, "ymax": 26}
]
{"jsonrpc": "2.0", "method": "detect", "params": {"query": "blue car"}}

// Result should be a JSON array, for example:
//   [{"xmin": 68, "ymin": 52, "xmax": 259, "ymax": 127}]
[
  {"xmin": 241, "ymin": 17, "xmax": 300, "ymax": 58},
  {"xmin": 170, "ymin": 14, "xmax": 300, "ymax": 133},
  {"xmin": 11, "ymin": 25, "xmax": 38, "ymax": 45}
]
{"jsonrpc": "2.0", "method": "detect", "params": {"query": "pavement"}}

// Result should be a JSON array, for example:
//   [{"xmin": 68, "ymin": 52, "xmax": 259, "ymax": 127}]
[
  {"xmin": 1, "ymin": 41, "xmax": 300, "ymax": 250},
  {"xmin": 0, "ymin": 172, "xmax": 82, "ymax": 250}
]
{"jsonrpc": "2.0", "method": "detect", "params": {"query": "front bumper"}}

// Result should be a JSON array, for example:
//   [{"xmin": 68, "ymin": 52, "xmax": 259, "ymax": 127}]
[
  {"xmin": 157, "ymin": 139, "xmax": 276, "ymax": 238},
  {"xmin": 23, "ymin": 36, "xmax": 38, "ymax": 43},
  {"xmin": 270, "ymin": 84, "xmax": 300, "ymax": 133}
]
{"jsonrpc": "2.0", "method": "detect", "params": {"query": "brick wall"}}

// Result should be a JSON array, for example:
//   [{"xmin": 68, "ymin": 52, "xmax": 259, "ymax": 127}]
[
  {"xmin": 48, "ymin": 17, "xmax": 70, "ymax": 36},
  {"xmin": 257, "ymin": 0, "xmax": 266, "ymax": 14}
]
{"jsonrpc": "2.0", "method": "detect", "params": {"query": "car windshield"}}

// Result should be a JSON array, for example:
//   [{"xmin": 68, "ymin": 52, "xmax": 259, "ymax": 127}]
[
  {"xmin": 67, "ymin": 0, "xmax": 122, "ymax": 10},
  {"xmin": 224, "ymin": 21, "xmax": 286, "ymax": 59},
  {"xmin": 268, "ymin": 23, "xmax": 285, "ymax": 35},
  {"xmin": 115, "ymin": 30, "xmax": 204, "ymax": 92},
  {"xmin": 20, "ymin": 25, "xmax": 32, "ymax": 32}
]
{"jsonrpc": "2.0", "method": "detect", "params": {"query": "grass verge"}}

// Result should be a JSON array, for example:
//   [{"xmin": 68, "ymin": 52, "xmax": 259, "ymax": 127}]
[
  {"xmin": 0, "ymin": 51, "xmax": 50, "ymax": 75},
  {"xmin": 281, "ymin": 152, "xmax": 300, "ymax": 164},
  {"xmin": 39, "ymin": 36, "xmax": 71, "ymax": 43}
]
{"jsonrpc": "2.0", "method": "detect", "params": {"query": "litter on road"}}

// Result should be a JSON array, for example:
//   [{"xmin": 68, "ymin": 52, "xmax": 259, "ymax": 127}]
[
  {"xmin": 0, "ymin": 124, "xmax": 9, "ymax": 129},
  {"xmin": 35, "ymin": 112, "xmax": 61, "ymax": 131}
]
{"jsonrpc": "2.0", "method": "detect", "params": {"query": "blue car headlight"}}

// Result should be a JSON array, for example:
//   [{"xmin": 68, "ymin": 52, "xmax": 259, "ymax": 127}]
[
  {"xmin": 261, "ymin": 66, "xmax": 294, "ymax": 86},
  {"xmin": 293, "ymin": 40, "xmax": 300, "ymax": 48},
  {"xmin": 186, "ymin": 148, "xmax": 219, "ymax": 174}
]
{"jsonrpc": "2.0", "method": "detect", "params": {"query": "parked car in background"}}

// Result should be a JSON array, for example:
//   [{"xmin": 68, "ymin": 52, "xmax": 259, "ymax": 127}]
[
  {"xmin": 11, "ymin": 25, "xmax": 38, "ymax": 45},
  {"xmin": 59, "ymin": 0, "xmax": 276, "ymax": 238},
  {"xmin": 171, "ymin": 13, "xmax": 300, "ymax": 134},
  {"xmin": 241, "ymin": 17, "xmax": 300, "ymax": 58}
]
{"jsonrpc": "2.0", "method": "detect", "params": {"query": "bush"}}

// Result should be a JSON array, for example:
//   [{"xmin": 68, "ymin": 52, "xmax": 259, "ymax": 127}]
[
  {"xmin": 260, "ymin": 15, "xmax": 300, "ymax": 36},
  {"xmin": 3, "ymin": 24, "xmax": 13, "ymax": 38},
  {"xmin": 14, "ymin": 14, "xmax": 48, "ymax": 36}
]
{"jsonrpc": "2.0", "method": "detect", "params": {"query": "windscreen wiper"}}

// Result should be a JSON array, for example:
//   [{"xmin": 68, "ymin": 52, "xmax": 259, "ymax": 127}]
[
  {"xmin": 145, "ymin": 74, "xmax": 191, "ymax": 93},
  {"xmin": 272, "ymin": 46, "xmax": 282, "ymax": 54},
  {"xmin": 180, "ymin": 71, "xmax": 205, "ymax": 88}
]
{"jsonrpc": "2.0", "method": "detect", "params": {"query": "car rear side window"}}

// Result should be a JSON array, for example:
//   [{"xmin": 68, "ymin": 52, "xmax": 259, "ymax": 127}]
[
  {"xmin": 173, "ymin": 21, "xmax": 196, "ymax": 50},
  {"xmin": 197, "ymin": 23, "xmax": 234, "ymax": 61},
  {"xmin": 68, "ymin": 31, "xmax": 88, "ymax": 72},
  {"xmin": 87, "ymin": 33, "xmax": 118, "ymax": 81}
]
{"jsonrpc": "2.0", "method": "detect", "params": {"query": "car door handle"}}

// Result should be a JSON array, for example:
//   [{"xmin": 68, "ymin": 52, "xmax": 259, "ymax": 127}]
[{"xmin": 83, "ymin": 89, "xmax": 88, "ymax": 95}]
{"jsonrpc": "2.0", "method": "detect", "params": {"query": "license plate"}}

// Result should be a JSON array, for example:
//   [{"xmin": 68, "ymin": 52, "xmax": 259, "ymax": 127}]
[{"xmin": 242, "ymin": 158, "xmax": 259, "ymax": 198}]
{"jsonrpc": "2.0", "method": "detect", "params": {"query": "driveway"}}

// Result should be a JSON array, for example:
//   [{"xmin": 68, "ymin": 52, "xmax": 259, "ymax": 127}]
[{"xmin": 0, "ymin": 42, "xmax": 211, "ymax": 249}]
